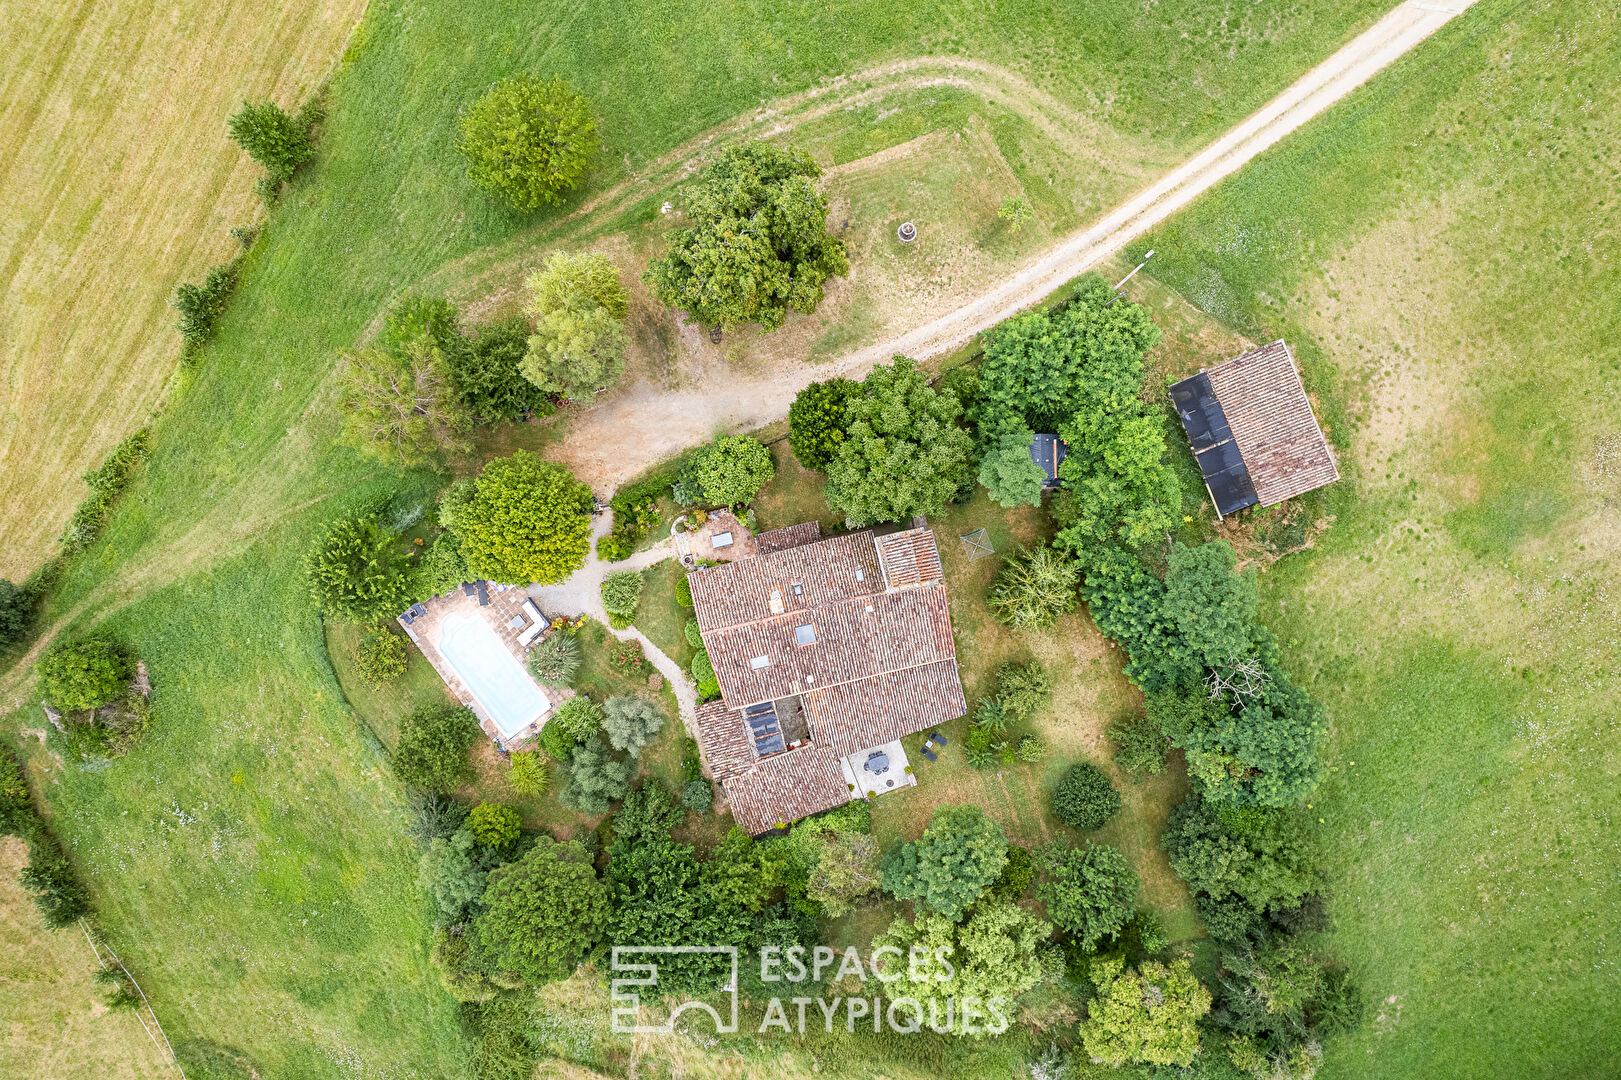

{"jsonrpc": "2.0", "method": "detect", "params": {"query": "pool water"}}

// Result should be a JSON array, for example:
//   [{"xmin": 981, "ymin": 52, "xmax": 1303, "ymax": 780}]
[{"xmin": 436, "ymin": 612, "xmax": 550, "ymax": 738}]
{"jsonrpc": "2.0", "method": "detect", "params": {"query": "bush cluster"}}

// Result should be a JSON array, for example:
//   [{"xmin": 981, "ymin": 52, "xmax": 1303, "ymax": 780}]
[
  {"xmin": 173, "ymin": 265, "xmax": 238, "ymax": 350},
  {"xmin": 2, "ymin": 745, "xmax": 92, "ymax": 929},
  {"xmin": 61, "ymin": 430, "xmax": 148, "ymax": 554},
  {"xmin": 356, "ymin": 629, "xmax": 408, "ymax": 689},
  {"xmin": 1052, "ymin": 762, "xmax": 1121, "ymax": 831}
]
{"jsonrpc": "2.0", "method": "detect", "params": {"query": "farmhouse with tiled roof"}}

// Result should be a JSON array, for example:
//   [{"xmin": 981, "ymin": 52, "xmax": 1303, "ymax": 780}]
[{"xmin": 688, "ymin": 521, "xmax": 967, "ymax": 833}]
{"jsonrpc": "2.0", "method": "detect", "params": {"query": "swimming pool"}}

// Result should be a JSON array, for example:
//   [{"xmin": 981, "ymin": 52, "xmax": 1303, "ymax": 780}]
[{"xmin": 436, "ymin": 612, "xmax": 551, "ymax": 738}]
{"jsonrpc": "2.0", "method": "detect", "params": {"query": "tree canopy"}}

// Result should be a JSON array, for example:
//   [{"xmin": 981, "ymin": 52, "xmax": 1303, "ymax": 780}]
[
  {"xmin": 392, "ymin": 705, "xmax": 481, "ymax": 793},
  {"xmin": 521, "ymin": 250, "xmax": 628, "ymax": 401},
  {"xmin": 880, "ymin": 804, "xmax": 1008, "ymax": 921},
  {"xmin": 447, "ymin": 451, "xmax": 594, "ymax": 585},
  {"xmin": 1051, "ymin": 762, "xmax": 1122, "ymax": 831},
  {"xmin": 870, "ymin": 900, "xmax": 1052, "ymax": 1033},
  {"xmin": 987, "ymin": 545, "xmax": 1080, "ymax": 630},
  {"xmin": 1036, "ymin": 842, "xmax": 1139, "ymax": 951},
  {"xmin": 1161, "ymin": 796, "xmax": 1320, "ymax": 914},
  {"xmin": 38, "ymin": 637, "xmax": 131, "ymax": 712},
  {"xmin": 227, "ymin": 100, "xmax": 313, "ymax": 184},
  {"xmin": 977, "ymin": 431, "xmax": 1048, "ymax": 508},
  {"xmin": 646, "ymin": 141, "xmax": 848, "ymax": 331},
  {"xmin": 823, "ymin": 357, "xmax": 974, "ymax": 526},
  {"xmin": 456, "ymin": 75, "xmax": 596, "ymax": 210},
  {"xmin": 466, "ymin": 837, "xmax": 608, "ymax": 984},
  {"xmin": 602, "ymin": 696, "xmax": 665, "ymax": 756},
  {"xmin": 304, "ymin": 516, "xmax": 414, "ymax": 623},
  {"xmin": 0, "ymin": 579, "xmax": 33, "ymax": 646},
  {"xmin": 557, "ymin": 733, "xmax": 633, "ymax": 815},
  {"xmin": 1079, "ymin": 957, "xmax": 1211, "ymax": 1067},
  {"xmin": 787, "ymin": 377, "xmax": 860, "ymax": 470},
  {"xmin": 1163, "ymin": 540, "xmax": 1259, "ymax": 670},
  {"xmin": 683, "ymin": 435, "xmax": 774, "ymax": 506},
  {"xmin": 338, "ymin": 339, "xmax": 472, "ymax": 466}
]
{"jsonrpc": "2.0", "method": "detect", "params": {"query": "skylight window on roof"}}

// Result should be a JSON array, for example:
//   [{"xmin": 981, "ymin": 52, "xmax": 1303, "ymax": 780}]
[
  {"xmin": 855, "ymin": 569, "xmax": 865, "ymax": 582},
  {"xmin": 791, "ymin": 582, "xmax": 803, "ymax": 596},
  {"xmin": 750, "ymin": 655, "xmax": 771, "ymax": 670},
  {"xmin": 795, "ymin": 624, "xmax": 817, "ymax": 646}
]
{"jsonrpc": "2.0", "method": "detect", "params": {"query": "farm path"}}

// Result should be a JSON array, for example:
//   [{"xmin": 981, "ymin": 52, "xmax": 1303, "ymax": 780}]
[{"xmin": 551, "ymin": 0, "xmax": 1480, "ymax": 493}]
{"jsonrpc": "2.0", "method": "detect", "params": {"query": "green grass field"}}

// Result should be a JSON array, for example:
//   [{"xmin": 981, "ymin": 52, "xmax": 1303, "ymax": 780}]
[
  {"xmin": 1, "ymin": 0, "xmax": 1555, "ymax": 1075},
  {"xmin": 1133, "ymin": 1, "xmax": 1621, "ymax": 1075}
]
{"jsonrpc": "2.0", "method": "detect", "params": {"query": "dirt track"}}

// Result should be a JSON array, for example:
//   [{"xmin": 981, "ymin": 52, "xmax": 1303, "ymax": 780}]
[{"xmin": 552, "ymin": 0, "xmax": 1480, "ymax": 493}]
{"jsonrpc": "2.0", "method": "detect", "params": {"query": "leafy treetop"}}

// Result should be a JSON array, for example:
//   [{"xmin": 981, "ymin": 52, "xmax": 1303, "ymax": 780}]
[
  {"xmin": 466, "ymin": 837, "xmax": 608, "ymax": 984},
  {"xmin": 457, "ymin": 75, "xmax": 596, "ymax": 210},
  {"xmin": 787, "ymin": 377, "xmax": 861, "ymax": 471},
  {"xmin": 880, "ymin": 804, "xmax": 1008, "ymax": 922},
  {"xmin": 447, "ymin": 451, "xmax": 594, "ymax": 585},
  {"xmin": 38, "ymin": 637, "xmax": 131, "ymax": 712}
]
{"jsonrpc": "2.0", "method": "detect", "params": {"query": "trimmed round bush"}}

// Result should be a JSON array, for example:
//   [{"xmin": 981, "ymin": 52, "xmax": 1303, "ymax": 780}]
[
  {"xmin": 537, "ymin": 721, "xmax": 579, "ymax": 763},
  {"xmin": 684, "ymin": 618, "xmax": 702, "ymax": 649},
  {"xmin": 690, "ymin": 650, "xmax": 714, "ymax": 684},
  {"xmin": 1052, "ymin": 762, "xmax": 1121, "ymax": 831},
  {"xmin": 681, "ymin": 778, "xmax": 714, "ymax": 813},
  {"xmin": 467, "ymin": 802, "xmax": 522, "ymax": 849},
  {"xmin": 456, "ymin": 75, "xmax": 596, "ymax": 210},
  {"xmin": 675, "ymin": 575, "xmax": 693, "ymax": 608}
]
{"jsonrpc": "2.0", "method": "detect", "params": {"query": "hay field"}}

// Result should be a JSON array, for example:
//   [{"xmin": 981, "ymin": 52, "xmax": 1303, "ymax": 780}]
[{"xmin": 0, "ymin": 0, "xmax": 366, "ymax": 579}]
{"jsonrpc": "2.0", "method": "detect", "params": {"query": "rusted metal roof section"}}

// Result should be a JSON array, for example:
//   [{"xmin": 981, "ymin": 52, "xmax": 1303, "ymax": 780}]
[
  {"xmin": 874, "ymin": 528, "xmax": 944, "ymax": 590},
  {"xmin": 801, "ymin": 659, "xmax": 968, "ymax": 757},
  {"xmin": 1205, "ymin": 340, "xmax": 1339, "ymax": 506},
  {"xmin": 754, "ymin": 520, "xmax": 823, "ymax": 554},
  {"xmin": 687, "ymin": 530, "xmax": 882, "ymax": 632},
  {"xmin": 722, "ymin": 744, "xmax": 852, "ymax": 834}
]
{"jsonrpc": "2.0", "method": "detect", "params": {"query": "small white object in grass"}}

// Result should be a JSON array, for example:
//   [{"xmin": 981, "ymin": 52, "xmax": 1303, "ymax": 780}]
[
  {"xmin": 897, "ymin": 221, "xmax": 917, "ymax": 243},
  {"xmin": 661, "ymin": 201, "xmax": 672, "ymax": 214}
]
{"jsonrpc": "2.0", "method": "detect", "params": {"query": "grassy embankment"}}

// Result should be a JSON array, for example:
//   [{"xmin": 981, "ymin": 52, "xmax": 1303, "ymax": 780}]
[
  {"xmin": 1131, "ymin": 1, "xmax": 1621, "ymax": 1075},
  {"xmin": 3, "ymin": 0, "xmax": 1408, "ymax": 1074}
]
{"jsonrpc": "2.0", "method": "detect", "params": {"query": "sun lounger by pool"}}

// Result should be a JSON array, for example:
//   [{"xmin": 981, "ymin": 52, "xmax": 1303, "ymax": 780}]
[
  {"xmin": 522, "ymin": 599, "xmax": 543, "ymax": 624},
  {"xmin": 517, "ymin": 620, "xmax": 544, "ymax": 648},
  {"xmin": 463, "ymin": 583, "xmax": 476, "ymax": 597},
  {"xmin": 475, "ymin": 581, "xmax": 490, "ymax": 606},
  {"xmin": 921, "ymin": 747, "xmax": 939, "ymax": 762}
]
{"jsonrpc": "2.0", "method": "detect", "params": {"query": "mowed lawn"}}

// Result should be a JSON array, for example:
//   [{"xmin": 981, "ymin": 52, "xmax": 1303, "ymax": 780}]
[
  {"xmin": 0, "ymin": 0, "xmax": 366, "ymax": 578},
  {"xmin": 3, "ymin": 0, "xmax": 1433, "ymax": 1075},
  {"xmin": 1134, "ymin": 1, "xmax": 1621, "ymax": 1075}
]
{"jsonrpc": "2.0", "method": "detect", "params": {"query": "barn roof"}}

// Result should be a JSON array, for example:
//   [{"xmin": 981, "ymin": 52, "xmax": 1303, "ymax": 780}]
[{"xmin": 1169, "ymin": 340, "xmax": 1339, "ymax": 516}]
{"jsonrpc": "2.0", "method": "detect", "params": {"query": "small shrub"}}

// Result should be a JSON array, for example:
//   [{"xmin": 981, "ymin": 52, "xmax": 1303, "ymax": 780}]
[
  {"xmin": 537, "ymin": 720, "xmax": 579, "ymax": 763},
  {"xmin": 1016, "ymin": 733, "xmax": 1046, "ymax": 763},
  {"xmin": 963, "ymin": 723, "xmax": 996, "ymax": 770},
  {"xmin": 21, "ymin": 831, "xmax": 92, "ymax": 928},
  {"xmin": 0, "ymin": 745, "xmax": 32, "ymax": 835},
  {"xmin": 527, "ymin": 633, "xmax": 581, "ymax": 687},
  {"xmin": 457, "ymin": 74, "xmax": 596, "ymax": 210},
  {"xmin": 173, "ymin": 263, "xmax": 239, "ymax": 348},
  {"xmin": 696, "ymin": 675, "xmax": 720, "ymax": 701},
  {"xmin": 61, "ymin": 430, "xmax": 149, "ymax": 553},
  {"xmin": 393, "ymin": 705, "xmax": 480, "ymax": 793},
  {"xmin": 684, "ymin": 618, "xmax": 702, "ymax": 648},
  {"xmin": 38, "ymin": 637, "xmax": 131, "ymax": 712},
  {"xmin": 1131, "ymin": 909, "xmax": 1169, "ymax": 954},
  {"xmin": 0, "ymin": 579, "xmax": 33, "ymax": 646},
  {"xmin": 600, "ymin": 570, "xmax": 643, "ymax": 629},
  {"xmin": 997, "ymin": 195, "xmax": 1033, "ymax": 231},
  {"xmin": 675, "ymin": 575, "xmax": 693, "ymax": 607},
  {"xmin": 467, "ymin": 803, "xmax": 522, "ymax": 850},
  {"xmin": 1053, "ymin": 762, "xmax": 1122, "ymax": 831},
  {"xmin": 602, "ymin": 696, "xmax": 664, "ymax": 756},
  {"xmin": 987, "ymin": 546, "xmax": 1080, "ymax": 628},
  {"xmin": 608, "ymin": 637, "xmax": 647, "ymax": 673},
  {"xmin": 406, "ymin": 790, "xmax": 469, "ymax": 847},
  {"xmin": 996, "ymin": 660, "xmax": 1050, "ymax": 723},
  {"xmin": 508, "ymin": 750, "xmax": 550, "ymax": 795},
  {"xmin": 690, "ymin": 650, "xmax": 714, "ymax": 684},
  {"xmin": 97, "ymin": 690, "xmax": 151, "ymax": 758},
  {"xmin": 973, "ymin": 698, "xmax": 1008, "ymax": 734},
  {"xmin": 681, "ymin": 778, "xmax": 713, "ymax": 813},
  {"xmin": 356, "ymin": 629, "xmax": 408, "ymax": 689},
  {"xmin": 992, "ymin": 844, "xmax": 1035, "ymax": 898},
  {"xmin": 1108, "ymin": 712, "xmax": 1170, "ymax": 777},
  {"xmin": 551, "ymin": 696, "xmax": 605, "ymax": 740},
  {"xmin": 679, "ymin": 737, "xmax": 704, "ymax": 785},
  {"xmin": 227, "ymin": 100, "xmax": 314, "ymax": 184}
]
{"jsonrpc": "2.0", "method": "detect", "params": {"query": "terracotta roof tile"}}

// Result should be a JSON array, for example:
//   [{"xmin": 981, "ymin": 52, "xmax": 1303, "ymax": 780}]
[
  {"xmin": 722, "ymin": 745, "xmax": 852, "ymax": 833},
  {"xmin": 688, "ymin": 531, "xmax": 882, "ymax": 632},
  {"xmin": 754, "ymin": 520, "xmax": 823, "ymax": 554},
  {"xmin": 875, "ymin": 528, "xmax": 944, "ymax": 589},
  {"xmin": 801, "ymin": 659, "xmax": 967, "ymax": 757},
  {"xmin": 694, "ymin": 699, "xmax": 756, "ymax": 782},
  {"xmin": 1206, "ymin": 341, "xmax": 1339, "ymax": 506}
]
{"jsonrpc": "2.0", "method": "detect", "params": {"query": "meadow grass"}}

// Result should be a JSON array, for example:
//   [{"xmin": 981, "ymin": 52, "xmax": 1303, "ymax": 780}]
[
  {"xmin": 5, "ymin": 0, "xmax": 1435, "ymax": 1073},
  {"xmin": 1132, "ymin": 1, "xmax": 1621, "ymax": 1075}
]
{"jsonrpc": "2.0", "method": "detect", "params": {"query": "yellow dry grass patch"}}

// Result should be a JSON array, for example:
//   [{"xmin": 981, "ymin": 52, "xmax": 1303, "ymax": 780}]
[
  {"xmin": 0, "ymin": 0, "xmax": 366, "ymax": 579},
  {"xmin": 0, "ymin": 837, "xmax": 173, "ymax": 1080}
]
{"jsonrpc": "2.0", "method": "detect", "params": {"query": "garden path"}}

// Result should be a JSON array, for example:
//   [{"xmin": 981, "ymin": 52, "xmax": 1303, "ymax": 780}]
[{"xmin": 525, "ymin": 514, "xmax": 699, "ymax": 735}]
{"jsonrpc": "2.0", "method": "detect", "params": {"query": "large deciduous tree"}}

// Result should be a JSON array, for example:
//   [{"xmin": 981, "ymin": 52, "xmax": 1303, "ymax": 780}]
[
  {"xmin": 466, "ymin": 837, "xmax": 608, "ymax": 984},
  {"xmin": 646, "ymin": 142, "xmax": 848, "ymax": 331},
  {"xmin": 683, "ymin": 435, "xmax": 774, "ymax": 506},
  {"xmin": 457, "ymin": 75, "xmax": 596, "ymax": 210},
  {"xmin": 338, "ymin": 339, "xmax": 472, "ymax": 466},
  {"xmin": 1079, "ymin": 957, "xmax": 1211, "ymax": 1067},
  {"xmin": 787, "ymin": 377, "xmax": 860, "ymax": 470},
  {"xmin": 1036, "ymin": 843, "xmax": 1138, "ymax": 951},
  {"xmin": 392, "ymin": 705, "xmax": 481, "ymax": 794},
  {"xmin": 823, "ymin": 357, "xmax": 974, "ymax": 526},
  {"xmin": 880, "ymin": 804, "xmax": 1008, "ymax": 921},
  {"xmin": 521, "ymin": 250, "xmax": 628, "ymax": 401},
  {"xmin": 304, "ymin": 516, "xmax": 414, "ymax": 623},
  {"xmin": 870, "ymin": 900, "xmax": 1052, "ymax": 1033},
  {"xmin": 1161, "ymin": 795, "xmax": 1319, "ymax": 915},
  {"xmin": 446, "ymin": 451, "xmax": 594, "ymax": 585}
]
